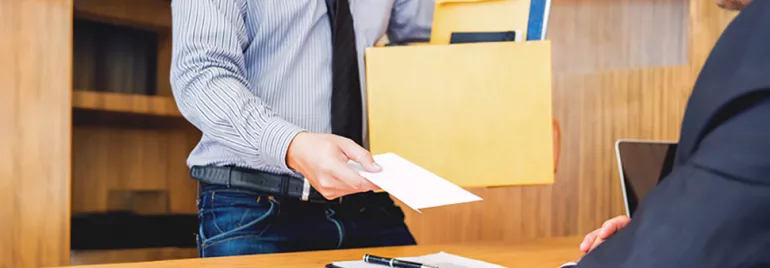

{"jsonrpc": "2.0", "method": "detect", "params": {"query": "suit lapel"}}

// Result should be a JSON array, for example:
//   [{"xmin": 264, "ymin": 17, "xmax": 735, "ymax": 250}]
[{"xmin": 676, "ymin": 0, "xmax": 770, "ymax": 164}]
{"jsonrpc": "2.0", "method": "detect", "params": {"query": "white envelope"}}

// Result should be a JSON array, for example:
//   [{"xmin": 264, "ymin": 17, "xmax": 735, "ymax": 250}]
[{"xmin": 348, "ymin": 153, "xmax": 482, "ymax": 212}]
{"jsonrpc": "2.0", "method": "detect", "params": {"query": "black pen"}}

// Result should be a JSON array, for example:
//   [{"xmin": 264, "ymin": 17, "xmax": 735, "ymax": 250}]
[{"xmin": 363, "ymin": 254, "xmax": 439, "ymax": 268}]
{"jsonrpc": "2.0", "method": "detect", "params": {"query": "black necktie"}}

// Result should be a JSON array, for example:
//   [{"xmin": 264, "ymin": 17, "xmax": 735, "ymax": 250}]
[{"xmin": 326, "ymin": 0, "xmax": 363, "ymax": 146}]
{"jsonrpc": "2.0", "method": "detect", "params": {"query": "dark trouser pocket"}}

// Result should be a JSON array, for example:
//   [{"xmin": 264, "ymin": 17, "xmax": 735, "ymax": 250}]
[{"xmin": 198, "ymin": 188, "xmax": 278, "ymax": 250}]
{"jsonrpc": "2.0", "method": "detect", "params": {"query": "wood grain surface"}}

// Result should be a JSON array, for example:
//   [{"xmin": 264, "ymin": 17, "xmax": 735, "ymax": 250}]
[
  {"xmin": 156, "ymin": 33, "xmax": 173, "ymax": 97},
  {"xmin": 71, "ymin": 125, "xmax": 200, "ymax": 214},
  {"xmin": 74, "ymin": 0, "xmax": 171, "ymax": 30},
  {"xmin": 63, "ymin": 237, "xmax": 584, "ymax": 268},
  {"xmin": 0, "ymin": 0, "xmax": 73, "ymax": 267},
  {"xmin": 549, "ymin": 0, "xmax": 690, "ymax": 74},
  {"xmin": 73, "ymin": 91, "xmax": 182, "ymax": 117},
  {"xmin": 688, "ymin": 0, "xmax": 737, "ymax": 71},
  {"xmin": 70, "ymin": 248, "xmax": 198, "ymax": 266}
]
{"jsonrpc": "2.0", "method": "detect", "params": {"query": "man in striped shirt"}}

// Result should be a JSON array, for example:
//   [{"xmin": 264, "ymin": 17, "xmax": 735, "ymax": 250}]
[{"xmin": 170, "ymin": 0, "xmax": 434, "ymax": 257}]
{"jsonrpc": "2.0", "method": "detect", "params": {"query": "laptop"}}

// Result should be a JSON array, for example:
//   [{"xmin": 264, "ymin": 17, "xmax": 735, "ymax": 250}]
[{"xmin": 615, "ymin": 139, "xmax": 678, "ymax": 217}]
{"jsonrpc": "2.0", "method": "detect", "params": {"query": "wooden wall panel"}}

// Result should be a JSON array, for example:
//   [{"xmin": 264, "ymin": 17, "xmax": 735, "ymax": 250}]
[
  {"xmin": 0, "ymin": 0, "xmax": 73, "ymax": 267},
  {"xmin": 688, "ymin": 0, "xmax": 737, "ymax": 71},
  {"xmin": 567, "ymin": 66, "xmax": 695, "ymax": 232},
  {"xmin": 549, "ymin": 0, "xmax": 689, "ymax": 74},
  {"xmin": 405, "ymin": 0, "xmax": 739, "ymax": 244}
]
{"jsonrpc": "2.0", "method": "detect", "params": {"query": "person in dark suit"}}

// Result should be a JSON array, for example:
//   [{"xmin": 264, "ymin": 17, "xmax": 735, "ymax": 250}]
[{"xmin": 576, "ymin": 0, "xmax": 770, "ymax": 267}]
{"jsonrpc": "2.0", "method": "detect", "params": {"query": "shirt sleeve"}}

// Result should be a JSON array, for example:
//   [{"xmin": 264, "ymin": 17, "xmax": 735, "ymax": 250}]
[
  {"xmin": 170, "ymin": 0, "xmax": 305, "ymax": 170},
  {"xmin": 387, "ymin": 0, "xmax": 435, "ymax": 44}
]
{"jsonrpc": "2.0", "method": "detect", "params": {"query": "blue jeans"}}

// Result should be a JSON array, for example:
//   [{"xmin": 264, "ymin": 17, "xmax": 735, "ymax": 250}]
[{"xmin": 196, "ymin": 183, "xmax": 417, "ymax": 257}]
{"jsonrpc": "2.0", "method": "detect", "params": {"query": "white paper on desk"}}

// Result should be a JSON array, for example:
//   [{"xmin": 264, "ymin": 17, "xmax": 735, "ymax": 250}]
[
  {"xmin": 332, "ymin": 252, "xmax": 505, "ymax": 268},
  {"xmin": 347, "ymin": 153, "xmax": 482, "ymax": 212}
]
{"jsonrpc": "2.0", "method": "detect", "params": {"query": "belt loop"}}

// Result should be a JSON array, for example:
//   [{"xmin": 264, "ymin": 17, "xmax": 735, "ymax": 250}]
[
  {"xmin": 279, "ymin": 175, "xmax": 290, "ymax": 197},
  {"xmin": 226, "ymin": 166, "xmax": 233, "ymax": 188}
]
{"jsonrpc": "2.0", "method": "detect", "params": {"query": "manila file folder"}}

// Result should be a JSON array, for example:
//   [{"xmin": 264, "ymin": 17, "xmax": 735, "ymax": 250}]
[
  {"xmin": 430, "ymin": 0, "xmax": 532, "ymax": 45},
  {"xmin": 364, "ymin": 41, "xmax": 554, "ymax": 188}
]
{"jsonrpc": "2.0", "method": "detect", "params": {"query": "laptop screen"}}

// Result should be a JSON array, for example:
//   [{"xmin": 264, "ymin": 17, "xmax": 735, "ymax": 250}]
[{"xmin": 616, "ymin": 141, "xmax": 677, "ymax": 216}]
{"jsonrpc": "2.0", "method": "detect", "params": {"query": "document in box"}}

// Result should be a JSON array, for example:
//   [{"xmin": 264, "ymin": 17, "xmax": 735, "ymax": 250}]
[
  {"xmin": 330, "ymin": 252, "xmax": 505, "ymax": 268},
  {"xmin": 348, "ymin": 153, "xmax": 482, "ymax": 212}
]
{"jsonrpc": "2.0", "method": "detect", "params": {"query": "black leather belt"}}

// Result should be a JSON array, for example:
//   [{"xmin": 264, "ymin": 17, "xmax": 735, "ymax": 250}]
[{"xmin": 189, "ymin": 166, "xmax": 341, "ymax": 203}]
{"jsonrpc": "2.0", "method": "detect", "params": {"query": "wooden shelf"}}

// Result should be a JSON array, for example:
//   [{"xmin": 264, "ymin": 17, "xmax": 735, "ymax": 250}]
[
  {"xmin": 74, "ymin": 0, "xmax": 172, "ymax": 31},
  {"xmin": 73, "ymin": 90, "xmax": 181, "ymax": 117}
]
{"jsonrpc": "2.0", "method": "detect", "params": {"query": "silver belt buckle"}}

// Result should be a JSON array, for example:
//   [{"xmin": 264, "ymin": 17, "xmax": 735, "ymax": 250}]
[
  {"xmin": 301, "ymin": 177, "xmax": 343, "ymax": 204},
  {"xmin": 300, "ymin": 178, "xmax": 311, "ymax": 201}
]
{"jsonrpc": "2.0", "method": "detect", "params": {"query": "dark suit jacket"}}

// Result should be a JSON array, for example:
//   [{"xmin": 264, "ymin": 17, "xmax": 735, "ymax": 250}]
[{"xmin": 576, "ymin": 1, "xmax": 770, "ymax": 267}]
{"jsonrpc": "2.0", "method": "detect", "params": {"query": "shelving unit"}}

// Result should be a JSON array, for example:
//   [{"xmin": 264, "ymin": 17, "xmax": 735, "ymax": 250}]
[{"xmin": 70, "ymin": 0, "xmax": 199, "ymax": 265}]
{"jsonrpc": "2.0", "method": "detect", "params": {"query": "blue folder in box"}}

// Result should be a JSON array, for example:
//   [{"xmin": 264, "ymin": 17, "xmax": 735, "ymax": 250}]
[
  {"xmin": 527, "ymin": 0, "xmax": 552, "ymax": 41},
  {"xmin": 447, "ymin": 0, "xmax": 552, "ymax": 44}
]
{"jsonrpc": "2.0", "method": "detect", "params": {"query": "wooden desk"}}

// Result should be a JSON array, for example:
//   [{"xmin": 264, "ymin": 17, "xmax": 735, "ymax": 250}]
[{"xmin": 63, "ymin": 237, "xmax": 583, "ymax": 268}]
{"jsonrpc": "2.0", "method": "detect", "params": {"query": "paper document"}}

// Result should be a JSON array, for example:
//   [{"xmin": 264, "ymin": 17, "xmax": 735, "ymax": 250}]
[
  {"xmin": 348, "ymin": 153, "xmax": 482, "ymax": 212},
  {"xmin": 332, "ymin": 252, "xmax": 504, "ymax": 268}
]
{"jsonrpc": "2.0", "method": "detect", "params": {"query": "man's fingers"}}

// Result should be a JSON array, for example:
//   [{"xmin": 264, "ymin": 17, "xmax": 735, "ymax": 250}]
[
  {"xmin": 371, "ymin": 184, "xmax": 382, "ymax": 191},
  {"xmin": 330, "ymin": 162, "xmax": 378, "ymax": 192},
  {"xmin": 580, "ymin": 230, "xmax": 599, "ymax": 253},
  {"xmin": 615, "ymin": 215, "xmax": 631, "ymax": 232},
  {"xmin": 580, "ymin": 216, "xmax": 631, "ymax": 254},
  {"xmin": 337, "ymin": 138, "xmax": 381, "ymax": 173},
  {"xmin": 312, "ymin": 174, "xmax": 348, "ymax": 200},
  {"xmin": 321, "ymin": 191, "xmax": 344, "ymax": 200},
  {"xmin": 312, "ymin": 173, "xmax": 349, "ymax": 193},
  {"xmin": 598, "ymin": 216, "xmax": 630, "ymax": 239},
  {"xmin": 598, "ymin": 220, "xmax": 618, "ymax": 239}
]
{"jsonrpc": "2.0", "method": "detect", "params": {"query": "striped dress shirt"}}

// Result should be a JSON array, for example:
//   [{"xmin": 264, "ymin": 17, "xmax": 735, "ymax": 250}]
[{"xmin": 170, "ymin": 0, "xmax": 434, "ymax": 177}]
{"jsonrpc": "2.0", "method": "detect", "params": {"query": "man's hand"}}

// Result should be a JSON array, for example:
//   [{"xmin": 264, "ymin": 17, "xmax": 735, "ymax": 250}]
[
  {"xmin": 579, "ymin": 215, "xmax": 631, "ymax": 254},
  {"xmin": 286, "ymin": 132, "xmax": 381, "ymax": 200}
]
